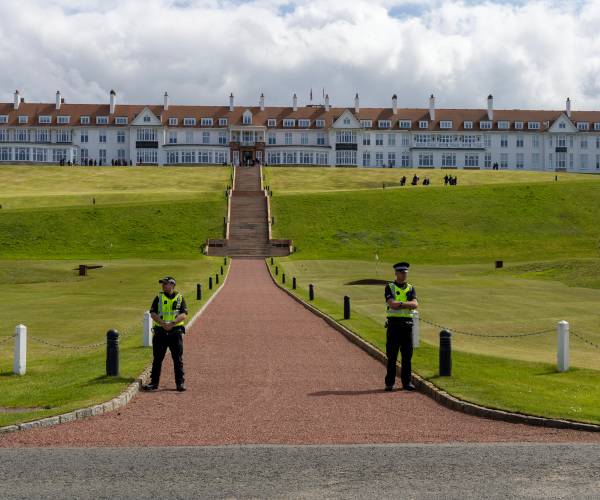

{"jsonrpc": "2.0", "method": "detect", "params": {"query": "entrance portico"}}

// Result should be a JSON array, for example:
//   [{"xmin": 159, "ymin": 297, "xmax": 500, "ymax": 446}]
[{"xmin": 229, "ymin": 126, "xmax": 266, "ymax": 166}]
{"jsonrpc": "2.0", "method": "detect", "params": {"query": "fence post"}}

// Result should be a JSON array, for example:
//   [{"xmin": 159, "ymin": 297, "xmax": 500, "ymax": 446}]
[
  {"xmin": 143, "ymin": 312, "xmax": 153, "ymax": 347},
  {"xmin": 196, "ymin": 283, "xmax": 202, "ymax": 300},
  {"xmin": 215, "ymin": 273, "xmax": 219, "ymax": 285},
  {"xmin": 220, "ymin": 266, "xmax": 224, "ymax": 275},
  {"xmin": 106, "ymin": 330, "xmax": 120, "ymax": 377},
  {"xmin": 275, "ymin": 266, "xmax": 278, "ymax": 276},
  {"xmin": 439, "ymin": 330, "xmax": 452, "ymax": 376},
  {"xmin": 209, "ymin": 276, "xmax": 213, "ymax": 290},
  {"xmin": 13, "ymin": 324, "xmax": 27, "ymax": 375},
  {"xmin": 292, "ymin": 277, "xmax": 297, "ymax": 290},
  {"xmin": 343, "ymin": 296, "xmax": 350, "ymax": 320},
  {"xmin": 412, "ymin": 310, "xmax": 420, "ymax": 348},
  {"xmin": 557, "ymin": 320, "xmax": 569, "ymax": 372},
  {"xmin": 282, "ymin": 273, "xmax": 286, "ymax": 284},
  {"xmin": 309, "ymin": 284, "xmax": 315, "ymax": 301}
]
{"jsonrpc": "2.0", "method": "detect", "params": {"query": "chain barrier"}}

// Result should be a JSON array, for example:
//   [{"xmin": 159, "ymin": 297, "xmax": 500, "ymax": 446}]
[
  {"xmin": 0, "ymin": 334, "xmax": 16, "ymax": 345},
  {"xmin": 420, "ymin": 317, "xmax": 554, "ymax": 339},
  {"xmin": 571, "ymin": 330, "xmax": 600, "ymax": 350},
  {"xmin": 28, "ymin": 329, "xmax": 129, "ymax": 350}
]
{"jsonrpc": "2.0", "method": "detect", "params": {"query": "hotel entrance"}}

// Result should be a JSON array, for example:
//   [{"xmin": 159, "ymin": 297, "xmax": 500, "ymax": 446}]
[{"xmin": 242, "ymin": 150, "xmax": 254, "ymax": 166}]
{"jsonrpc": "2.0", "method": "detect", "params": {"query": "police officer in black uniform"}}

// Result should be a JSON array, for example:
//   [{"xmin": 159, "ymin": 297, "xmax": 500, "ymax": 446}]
[
  {"xmin": 143, "ymin": 276, "xmax": 188, "ymax": 392},
  {"xmin": 384, "ymin": 262, "xmax": 419, "ymax": 391}
]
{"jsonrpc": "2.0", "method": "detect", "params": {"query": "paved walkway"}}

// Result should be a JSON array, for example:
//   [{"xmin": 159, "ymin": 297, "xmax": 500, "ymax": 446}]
[{"xmin": 2, "ymin": 258, "xmax": 600, "ymax": 447}]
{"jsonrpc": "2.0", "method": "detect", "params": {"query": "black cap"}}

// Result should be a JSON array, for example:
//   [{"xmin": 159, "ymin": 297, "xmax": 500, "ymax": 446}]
[
  {"xmin": 159, "ymin": 276, "xmax": 176, "ymax": 285},
  {"xmin": 393, "ymin": 262, "xmax": 410, "ymax": 272}
]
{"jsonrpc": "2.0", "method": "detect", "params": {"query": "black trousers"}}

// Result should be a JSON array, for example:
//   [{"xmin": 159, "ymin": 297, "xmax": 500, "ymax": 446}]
[
  {"xmin": 150, "ymin": 327, "xmax": 185, "ymax": 386},
  {"xmin": 385, "ymin": 319, "xmax": 413, "ymax": 387}
]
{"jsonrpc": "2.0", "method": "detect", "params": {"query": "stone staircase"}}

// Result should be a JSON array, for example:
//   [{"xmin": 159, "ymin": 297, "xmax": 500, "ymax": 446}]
[{"xmin": 206, "ymin": 166, "xmax": 291, "ymax": 257}]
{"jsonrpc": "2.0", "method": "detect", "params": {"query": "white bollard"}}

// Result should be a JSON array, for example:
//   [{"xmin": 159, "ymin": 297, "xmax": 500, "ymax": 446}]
[
  {"xmin": 13, "ymin": 324, "xmax": 27, "ymax": 375},
  {"xmin": 557, "ymin": 320, "xmax": 569, "ymax": 372},
  {"xmin": 412, "ymin": 310, "xmax": 420, "ymax": 348},
  {"xmin": 143, "ymin": 311, "xmax": 153, "ymax": 347}
]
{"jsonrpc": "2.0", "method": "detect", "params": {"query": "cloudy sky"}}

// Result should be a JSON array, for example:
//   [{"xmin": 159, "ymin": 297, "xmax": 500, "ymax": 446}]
[{"xmin": 1, "ymin": 0, "xmax": 599, "ymax": 111}]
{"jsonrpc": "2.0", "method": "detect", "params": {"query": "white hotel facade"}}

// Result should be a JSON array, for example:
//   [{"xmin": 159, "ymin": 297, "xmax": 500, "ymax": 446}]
[{"xmin": 1, "ymin": 89, "xmax": 600, "ymax": 172}]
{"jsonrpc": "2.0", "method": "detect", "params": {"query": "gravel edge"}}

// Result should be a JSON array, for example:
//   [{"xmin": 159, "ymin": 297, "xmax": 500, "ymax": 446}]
[
  {"xmin": 266, "ymin": 261, "xmax": 600, "ymax": 433},
  {"xmin": 0, "ymin": 262, "xmax": 231, "ymax": 436}
]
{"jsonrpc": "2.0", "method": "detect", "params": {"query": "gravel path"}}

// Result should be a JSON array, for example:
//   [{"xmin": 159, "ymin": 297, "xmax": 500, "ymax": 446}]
[{"xmin": 2, "ymin": 258, "xmax": 599, "ymax": 447}]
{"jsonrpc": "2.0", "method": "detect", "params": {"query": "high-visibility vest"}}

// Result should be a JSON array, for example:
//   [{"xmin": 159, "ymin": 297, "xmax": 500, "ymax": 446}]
[
  {"xmin": 154, "ymin": 292, "xmax": 185, "ymax": 327},
  {"xmin": 386, "ymin": 282, "xmax": 414, "ymax": 318}
]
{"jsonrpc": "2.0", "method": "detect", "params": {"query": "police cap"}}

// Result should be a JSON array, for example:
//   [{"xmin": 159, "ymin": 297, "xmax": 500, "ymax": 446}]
[
  {"xmin": 393, "ymin": 262, "xmax": 410, "ymax": 272},
  {"xmin": 159, "ymin": 276, "xmax": 176, "ymax": 285}
]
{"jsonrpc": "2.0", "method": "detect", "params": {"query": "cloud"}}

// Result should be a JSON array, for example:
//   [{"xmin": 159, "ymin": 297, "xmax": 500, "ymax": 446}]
[{"xmin": 1, "ymin": 0, "xmax": 599, "ymax": 111}]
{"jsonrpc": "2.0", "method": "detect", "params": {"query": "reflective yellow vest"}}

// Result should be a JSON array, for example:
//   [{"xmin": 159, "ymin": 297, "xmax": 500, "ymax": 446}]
[
  {"xmin": 154, "ymin": 292, "xmax": 185, "ymax": 327},
  {"xmin": 386, "ymin": 282, "xmax": 414, "ymax": 318}
]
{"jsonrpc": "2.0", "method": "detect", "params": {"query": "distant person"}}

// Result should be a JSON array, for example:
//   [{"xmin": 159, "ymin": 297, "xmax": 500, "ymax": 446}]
[
  {"xmin": 400, "ymin": 176, "xmax": 406, "ymax": 186},
  {"xmin": 411, "ymin": 174, "xmax": 419, "ymax": 186},
  {"xmin": 444, "ymin": 174, "xmax": 449, "ymax": 186},
  {"xmin": 143, "ymin": 276, "xmax": 188, "ymax": 392},
  {"xmin": 384, "ymin": 262, "xmax": 419, "ymax": 391}
]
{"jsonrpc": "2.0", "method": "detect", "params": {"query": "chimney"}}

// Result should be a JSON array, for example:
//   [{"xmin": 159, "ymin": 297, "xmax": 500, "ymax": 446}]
[
  {"xmin": 487, "ymin": 94, "xmax": 494, "ymax": 121},
  {"xmin": 163, "ymin": 91, "xmax": 169, "ymax": 111},
  {"xmin": 293, "ymin": 93, "xmax": 298, "ymax": 112},
  {"xmin": 325, "ymin": 94, "xmax": 330, "ymax": 112},
  {"xmin": 429, "ymin": 94, "xmax": 436, "ymax": 121},
  {"xmin": 56, "ymin": 91, "xmax": 61, "ymax": 110},
  {"xmin": 392, "ymin": 94, "xmax": 398, "ymax": 115},
  {"xmin": 13, "ymin": 90, "xmax": 20, "ymax": 110},
  {"xmin": 566, "ymin": 97, "xmax": 571, "ymax": 118},
  {"xmin": 229, "ymin": 93, "xmax": 234, "ymax": 112},
  {"xmin": 259, "ymin": 93, "xmax": 265, "ymax": 111},
  {"xmin": 354, "ymin": 93, "xmax": 360, "ymax": 114},
  {"xmin": 109, "ymin": 89, "xmax": 116, "ymax": 114}
]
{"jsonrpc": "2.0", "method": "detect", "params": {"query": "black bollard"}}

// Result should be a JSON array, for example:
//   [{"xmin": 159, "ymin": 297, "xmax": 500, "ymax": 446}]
[
  {"xmin": 282, "ymin": 273, "xmax": 286, "ymax": 284},
  {"xmin": 495, "ymin": 260, "xmax": 503, "ymax": 269},
  {"xmin": 439, "ymin": 330, "xmax": 452, "ymax": 376},
  {"xmin": 224, "ymin": 257, "xmax": 227, "ymax": 265},
  {"xmin": 292, "ymin": 277, "xmax": 297, "ymax": 290},
  {"xmin": 196, "ymin": 283, "xmax": 202, "ymax": 300},
  {"xmin": 220, "ymin": 265, "xmax": 224, "ymax": 275},
  {"xmin": 343, "ymin": 295, "xmax": 350, "ymax": 320},
  {"xmin": 209, "ymin": 276, "xmax": 213, "ymax": 290},
  {"xmin": 275, "ymin": 266, "xmax": 278, "ymax": 275},
  {"xmin": 270, "ymin": 257, "xmax": 274, "ymax": 265},
  {"xmin": 309, "ymin": 284, "xmax": 314, "ymax": 301},
  {"xmin": 106, "ymin": 330, "xmax": 120, "ymax": 376},
  {"xmin": 272, "ymin": 216, "xmax": 275, "ymax": 225},
  {"xmin": 215, "ymin": 273, "xmax": 219, "ymax": 284}
]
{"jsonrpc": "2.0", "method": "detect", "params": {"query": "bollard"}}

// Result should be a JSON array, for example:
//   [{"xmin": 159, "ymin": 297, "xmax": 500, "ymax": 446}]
[
  {"xmin": 282, "ymin": 273, "xmax": 286, "ymax": 284},
  {"xmin": 439, "ymin": 330, "xmax": 452, "ymax": 376},
  {"xmin": 557, "ymin": 320, "xmax": 569, "ymax": 372},
  {"xmin": 411, "ymin": 310, "xmax": 420, "ymax": 348},
  {"xmin": 292, "ymin": 277, "xmax": 297, "ymax": 290},
  {"xmin": 343, "ymin": 295, "xmax": 350, "ymax": 320},
  {"xmin": 495, "ymin": 260, "xmax": 503, "ymax": 269},
  {"xmin": 220, "ymin": 265, "xmax": 224, "ymax": 275},
  {"xmin": 309, "ymin": 284, "xmax": 315, "ymax": 301},
  {"xmin": 275, "ymin": 266, "xmax": 278, "ymax": 276},
  {"xmin": 106, "ymin": 330, "xmax": 120, "ymax": 376},
  {"xmin": 209, "ymin": 276, "xmax": 213, "ymax": 290},
  {"xmin": 215, "ymin": 273, "xmax": 219, "ymax": 284},
  {"xmin": 142, "ymin": 312, "xmax": 152, "ymax": 347},
  {"xmin": 224, "ymin": 257, "xmax": 227, "ymax": 265},
  {"xmin": 196, "ymin": 283, "xmax": 202, "ymax": 300},
  {"xmin": 270, "ymin": 257, "xmax": 274, "ymax": 265},
  {"xmin": 13, "ymin": 324, "xmax": 27, "ymax": 375},
  {"xmin": 272, "ymin": 216, "xmax": 275, "ymax": 225}
]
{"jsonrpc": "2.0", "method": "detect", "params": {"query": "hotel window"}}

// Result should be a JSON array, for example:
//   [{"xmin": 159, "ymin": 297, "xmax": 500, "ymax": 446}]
[
  {"xmin": 498, "ymin": 121, "xmax": 510, "ymax": 130},
  {"xmin": 115, "ymin": 117, "xmax": 128, "ymax": 125},
  {"xmin": 388, "ymin": 134, "xmax": 396, "ymax": 146},
  {"xmin": 362, "ymin": 133, "xmax": 370, "ymax": 146},
  {"xmin": 570, "ymin": 136, "xmax": 574, "ymax": 148},
  {"xmin": 316, "ymin": 152, "xmax": 328, "ymax": 165},
  {"xmin": 514, "ymin": 121, "xmax": 524, "ymax": 130},
  {"xmin": 118, "ymin": 149, "xmax": 126, "ymax": 161},
  {"xmin": 387, "ymin": 152, "xmax": 396, "ymax": 167},
  {"xmin": 169, "ymin": 118, "xmax": 178, "ymax": 126},
  {"xmin": 33, "ymin": 148, "xmax": 46, "ymax": 162},
  {"xmin": 463, "ymin": 121, "xmax": 473, "ymax": 129},
  {"xmin": 81, "ymin": 116, "xmax": 90, "ymax": 125},
  {"xmin": 375, "ymin": 134, "xmax": 384, "ymax": 146},
  {"xmin": 202, "ymin": 131, "xmax": 210, "ymax": 144},
  {"xmin": 39, "ymin": 115, "xmax": 52, "ymax": 124},
  {"xmin": 516, "ymin": 153, "xmax": 524, "ymax": 169},
  {"xmin": 137, "ymin": 129, "xmax": 157, "ymax": 141},
  {"xmin": 596, "ymin": 137, "xmax": 600, "ymax": 149},
  {"xmin": 169, "ymin": 132, "xmax": 177, "ymax": 144},
  {"xmin": 516, "ymin": 135, "xmax": 524, "ymax": 148},
  {"xmin": 183, "ymin": 118, "xmax": 196, "ymax": 126},
  {"xmin": 15, "ymin": 147, "xmax": 29, "ymax": 161},
  {"xmin": 532, "ymin": 153, "xmax": 540, "ymax": 168},
  {"xmin": 532, "ymin": 135, "xmax": 540, "ymax": 148},
  {"xmin": 418, "ymin": 153, "xmax": 433, "ymax": 167},
  {"xmin": 480, "ymin": 121, "xmax": 492, "ymax": 129},
  {"xmin": 99, "ymin": 149, "xmax": 107, "ymax": 164},
  {"xmin": 401, "ymin": 134, "xmax": 410, "ymax": 147},
  {"xmin": 528, "ymin": 122, "xmax": 540, "ymax": 130},
  {"xmin": 117, "ymin": 131, "xmax": 126, "ymax": 143},
  {"xmin": 243, "ymin": 113, "xmax": 252, "ymax": 125},
  {"xmin": 484, "ymin": 135, "xmax": 492, "ymax": 148},
  {"xmin": 142, "ymin": 116, "xmax": 151, "ymax": 123},
  {"xmin": 79, "ymin": 148, "xmax": 88, "ymax": 163},
  {"xmin": 440, "ymin": 120, "xmax": 452, "ymax": 129},
  {"xmin": 268, "ymin": 133, "xmax": 276, "ymax": 145},
  {"xmin": 218, "ymin": 131, "xmax": 227, "ymax": 145},
  {"xmin": 0, "ymin": 147, "xmax": 12, "ymax": 160},
  {"xmin": 594, "ymin": 123, "xmax": 600, "ymax": 131},
  {"xmin": 136, "ymin": 149, "xmax": 157, "ymax": 164},
  {"xmin": 577, "ymin": 122, "xmax": 589, "ymax": 131},
  {"xmin": 0, "ymin": 130, "xmax": 9, "ymax": 142},
  {"xmin": 500, "ymin": 135, "xmax": 508, "ymax": 148},
  {"xmin": 558, "ymin": 122, "xmax": 566, "ymax": 129},
  {"xmin": 597, "ymin": 154, "xmax": 600, "ymax": 169},
  {"xmin": 36, "ymin": 130, "xmax": 50, "ymax": 143},
  {"xmin": 336, "ymin": 150, "xmax": 356, "ymax": 165},
  {"xmin": 401, "ymin": 153, "xmax": 410, "ymax": 167},
  {"xmin": 300, "ymin": 133, "xmax": 309, "ymax": 145},
  {"xmin": 19, "ymin": 115, "xmax": 28, "ymax": 124},
  {"xmin": 199, "ymin": 151, "xmax": 212, "ymax": 163},
  {"xmin": 283, "ymin": 151, "xmax": 296, "ymax": 164},
  {"xmin": 56, "ymin": 130, "xmax": 70, "ymax": 143},
  {"xmin": 316, "ymin": 119, "xmax": 325, "ymax": 128},
  {"xmin": 219, "ymin": 118, "xmax": 228, "ymax": 126},
  {"xmin": 267, "ymin": 119, "xmax": 277, "ymax": 127},
  {"xmin": 284, "ymin": 132, "xmax": 292, "ymax": 145},
  {"xmin": 80, "ymin": 130, "xmax": 88, "ymax": 143},
  {"xmin": 375, "ymin": 152, "xmax": 384, "ymax": 166},
  {"xmin": 581, "ymin": 154, "xmax": 589, "ymax": 169},
  {"xmin": 215, "ymin": 151, "xmax": 227, "ymax": 163},
  {"xmin": 442, "ymin": 153, "xmax": 456, "ymax": 167},
  {"xmin": 317, "ymin": 132, "xmax": 326, "ymax": 145},
  {"xmin": 500, "ymin": 153, "xmax": 508, "ymax": 168},
  {"xmin": 362, "ymin": 151, "xmax": 371, "ymax": 167},
  {"xmin": 484, "ymin": 153, "xmax": 492, "ymax": 168},
  {"xmin": 283, "ymin": 119, "xmax": 295, "ymax": 127},
  {"xmin": 99, "ymin": 132, "xmax": 107, "ymax": 143},
  {"xmin": 16, "ymin": 129, "xmax": 28, "ymax": 142},
  {"xmin": 201, "ymin": 118, "xmax": 213, "ymax": 126},
  {"xmin": 185, "ymin": 131, "xmax": 194, "ymax": 144},
  {"xmin": 361, "ymin": 120, "xmax": 372, "ymax": 128},
  {"xmin": 399, "ymin": 120, "xmax": 411, "ymax": 129},
  {"xmin": 558, "ymin": 136, "xmax": 566, "ymax": 147},
  {"xmin": 419, "ymin": 121, "xmax": 428, "ymax": 129},
  {"xmin": 378, "ymin": 120, "xmax": 391, "ymax": 129},
  {"xmin": 96, "ymin": 116, "xmax": 108, "ymax": 125},
  {"xmin": 298, "ymin": 119, "xmax": 310, "ymax": 128},
  {"xmin": 58, "ymin": 116, "xmax": 70, "ymax": 124},
  {"xmin": 0, "ymin": 115, "xmax": 8, "ymax": 124},
  {"xmin": 336, "ymin": 130, "xmax": 356, "ymax": 143},
  {"xmin": 581, "ymin": 138, "xmax": 588, "ymax": 149},
  {"xmin": 343, "ymin": 118, "xmax": 351, "ymax": 125},
  {"xmin": 299, "ymin": 152, "xmax": 313, "ymax": 165},
  {"xmin": 182, "ymin": 151, "xmax": 195, "ymax": 163},
  {"xmin": 465, "ymin": 154, "xmax": 479, "ymax": 167}
]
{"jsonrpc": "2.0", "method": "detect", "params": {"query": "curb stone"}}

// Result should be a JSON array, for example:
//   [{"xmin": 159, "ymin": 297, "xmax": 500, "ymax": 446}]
[
  {"xmin": 266, "ymin": 260, "xmax": 600, "ymax": 434},
  {"xmin": 0, "ymin": 263, "xmax": 231, "ymax": 436}
]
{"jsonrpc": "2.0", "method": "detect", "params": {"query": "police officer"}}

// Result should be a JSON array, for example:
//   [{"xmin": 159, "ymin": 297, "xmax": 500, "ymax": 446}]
[
  {"xmin": 143, "ymin": 276, "xmax": 188, "ymax": 392},
  {"xmin": 384, "ymin": 262, "xmax": 418, "ymax": 391}
]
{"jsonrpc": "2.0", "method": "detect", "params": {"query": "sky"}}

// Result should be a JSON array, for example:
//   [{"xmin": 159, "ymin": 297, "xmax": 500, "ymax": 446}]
[{"xmin": 1, "ymin": 0, "xmax": 599, "ymax": 111}]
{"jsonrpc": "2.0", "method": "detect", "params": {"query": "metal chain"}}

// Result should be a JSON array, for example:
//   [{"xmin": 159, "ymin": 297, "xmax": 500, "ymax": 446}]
[
  {"xmin": 420, "ymin": 317, "xmax": 554, "ymax": 338},
  {"xmin": 571, "ymin": 330, "xmax": 600, "ymax": 350},
  {"xmin": 0, "ymin": 334, "xmax": 16, "ymax": 345},
  {"xmin": 28, "ymin": 329, "xmax": 129, "ymax": 350}
]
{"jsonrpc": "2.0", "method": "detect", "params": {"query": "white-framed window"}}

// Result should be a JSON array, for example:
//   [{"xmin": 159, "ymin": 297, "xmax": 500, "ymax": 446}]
[
  {"xmin": 581, "ymin": 138, "xmax": 588, "ymax": 149},
  {"xmin": 343, "ymin": 117, "xmax": 351, "ymax": 125},
  {"xmin": 532, "ymin": 152, "xmax": 540, "ymax": 168},
  {"xmin": 399, "ymin": 120, "xmax": 411, "ymax": 129},
  {"xmin": 514, "ymin": 121, "xmax": 524, "ymax": 130},
  {"xmin": 198, "ymin": 150, "xmax": 212, "ymax": 164},
  {"xmin": 80, "ymin": 116, "xmax": 90, "ymax": 125},
  {"xmin": 500, "ymin": 134, "xmax": 508, "ymax": 148},
  {"xmin": 401, "ymin": 153, "xmax": 410, "ymax": 167},
  {"xmin": 375, "ymin": 133, "xmax": 384, "ymax": 146},
  {"xmin": 362, "ymin": 151, "xmax": 371, "ymax": 167},
  {"xmin": 315, "ymin": 152, "xmax": 328, "ymax": 165},
  {"xmin": 336, "ymin": 130, "xmax": 356, "ymax": 143},
  {"xmin": 137, "ymin": 128, "xmax": 157, "ymax": 141},
  {"xmin": 80, "ymin": 148, "xmax": 88, "ymax": 163},
  {"xmin": 0, "ymin": 130, "xmax": 9, "ymax": 142},
  {"xmin": 335, "ymin": 150, "xmax": 356, "ymax": 165},
  {"xmin": 480, "ymin": 121, "xmax": 492, "ymax": 129},
  {"xmin": 117, "ymin": 149, "xmax": 126, "ymax": 161},
  {"xmin": 577, "ymin": 122, "xmax": 589, "ymax": 131},
  {"xmin": 516, "ymin": 135, "xmax": 524, "ymax": 148},
  {"xmin": 16, "ymin": 129, "xmax": 29, "ymax": 142},
  {"xmin": 500, "ymin": 152, "xmax": 509, "ymax": 168},
  {"xmin": 268, "ymin": 132, "xmax": 276, "ymax": 145},
  {"xmin": 594, "ymin": 123, "xmax": 600, "ymax": 131},
  {"xmin": 243, "ymin": 112, "xmax": 252, "ymax": 125},
  {"xmin": 378, "ymin": 120, "xmax": 391, "ymax": 129},
  {"xmin": 418, "ymin": 153, "xmax": 433, "ymax": 167},
  {"xmin": 362, "ymin": 133, "xmax": 370, "ymax": 146},
  {"xmin": 361, "ymin": 120, "xmax": 372, "ymax": 128},
  {"xmin": 56, "ymin": 130, "xmax": 70, "ymax": 143},
  {"xmin": 559, "ymin": 122, "xmax": 566, "ymax": 129},
  {"xmin": 300, "ymin": 133, "xmax": 309, "ymax": 145},
  {"xmin": 219, "ymin": 118, "xmax": 228, "ymax": 127},
  {"xmin": 375, "ymin": 152, "xmax": 384, "ymax": 166},
  {"xmin": 528, "ymin": 122, "xmax": 540, "ymax": 130},
  {"xmin": 532, "ymin": 135, "xmax": 540, "ymax": 148},
  {"xmin": 267, "ymin": 119, "xmax": 277, "ymax": 127},
  {"xmin": 464, "ymin": 121, "xmax": 473, "ymax": 129},
  {"xmin": 498, "ymin": 120, "xmax": 510, "ymax": 130},
  {"xmin": 169, "ymin": 118, "xmax": 178, "ymax": 126},
  {"xmin": 39, "ymin": 115, "xmax": 52, "ymax": 124},
  {"xmin": 117, "ymin": 131, "xmax": 126, "ymax": 143},
  {"xmin": 168, "ymin": 131, "xmax": 177, "ymax": 144},
  {"xmin": 115, "ymin": 117, "xmax": 128, "ymax": 125},
  {"xmin": 15, "ymin": 147, "xmax": 29, "ymax": 161},
  {"xmin": 419, "ymin": 120, "xmax": 428, "ymax": 129},
  {"xmin": 96, "ymin": 116, "xmax": 108, "ymax": 125},
  {"xmin": 441, "ymin": 153, "xmax": 456, "ymax": 167},
  {"xmin": 284, "ymin": 132, "xmax": 292, "ymax": 145},
  {"xmin": 388, "ymin": 134, "xmax": 396, "ymax": 146},
  {"xmin": 299, "ymin": 151, "xmax": 313, "ymax": 165},
  {"xmin": 142, "ymin": 116, "xmax": 151, "ymax": 123},
  {"xmin": 18, "ymin": 115, "xmax": 28, "ymax": 124},
  {"xmin": 201, "ymin": 118, "xmax": 213, "ymax": 126},
  {"xmin": 440, "ymin": 120, "xmax": 453, "ymax": 129},
  {"xmin": 99, "ymin": 132, "xmax": 107, "ymax": 143},
  {"xmin": 218, "ymin": 131, "xmax": 227, "ymax": 145},
  {"xmin": 0, "ymin": 146, "xmax": 12, "ymax": 160},
  {"xmin": 36, "ymin": 130, "xmax": 50, "ymax": 143},
  {"xmin": 183, "ymin": 118, "xmax": 196, "ymax": 126},
  {"xmin": 283, "ymin": 119, "xmax": 295, "ymax": 127},
  {"xmin": 387, "ymin": 152, "xmax": 396, "ymax": 167},
  {"xmin": 0, "ymin": 115, "xmax": 8, "ymax": 124},
  {"xmin": 465, "ymin": 154, "xmax": 479, "ymax": 167},
  {"xmin": 202, "ymin": 131, "xmax": 210, "ymax": 144},
  {"xmin": 596, "ymin": 136, "xmax": 600, "ymax": 149},
  {"xmin": 516, "ymin": 153, "xmax": 524, "ymax": 169},
  {"xmin": 316, "ymin": 119, "xmax": 325, "ymax": 128},
  {"xmin": 283, "ymin": 151, "xmax": 296, "ymax": 164},
  {"xmin": 484, "ymin": 135, "xmax": 492, "ymax": 148},
  {"xmin": 317, "ymin": 132, "xmax": 326, "ymax": 145},
  {"xmin": 33, "ymin": 147, "xmax": 47, "ymax": 162},
  {"xmin": 58, "ymin": 116, "xmax": 70, "ymax": 124},
  {"xmin": 484, "ymin": 153, "xmax": 492, "ymax": 168},
  {"xmin": 580, "ymin": 154, "xmax": 589, "ymax": 169},
  {"xmin": 136, "ymin": 148, "xmax": 157, "ymax": 164},
  {"xmin": 186, "ymin": 131, "xmax": 194, "ymax": 144},
  {"xmin": 98, "ymin": 149, "xmax": 107, "ymax": 164},
  {"xmin": 181, "ymin": 151, "xmax": 195, "ymax": 163},
  {"xmin": 298, "ymin": 119, "xmax": 310, "ymax": 128},
  {"xmin": 401, "ymin": 134, "xmax": 410, "ymax": 147},
  {"xmin": 215, "ymin": 151, "xmax": 227, "ymax": 164},
  {"xmin": 80, "ymin": 130, "xmax": 88, "ymax": 143}
]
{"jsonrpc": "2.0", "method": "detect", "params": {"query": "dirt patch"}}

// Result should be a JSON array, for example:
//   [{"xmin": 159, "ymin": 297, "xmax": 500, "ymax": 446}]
[{"xmin": 345, "ymin": 279, "xmax": 389, "ymax": 286}]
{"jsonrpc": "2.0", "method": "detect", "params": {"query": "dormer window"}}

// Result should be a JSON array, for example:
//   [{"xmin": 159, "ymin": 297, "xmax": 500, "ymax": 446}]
[
  {"xmin": 96, "ymin": 116, "xmax": 108, "ymax": 125},
  {"xmin": 463, "ymin": 121, "xmax": 473, "ymax": 129},
  {"xmin": 18, "ymin": 115, "xmax": 28, "ymax": 124},
  {"xmin": 201, "ymin": 118, "xmax": 213, "ymax": 126},
  {"xmin": 514, "ymin": 121, "xmax": 524, "ymax": 130},
  {"xmin": 528, "ymin": 122, "xmax": 540, "ymax": 130},
  {"xmin": 498, "ymin": 121, "xmax": 510, "ymax": 130},
  {"xmin": 0, "ymin": 115, "xmax": 7, "ymax": 124},
  {"xmin": 183, "ymin": 118, "xmax": 196, "ymax": 126},
  {"xmin": 361, "ymin": 120, "xmax": 372, "ymax": 128},
  {"xmin": 169, "ymin": 118, "xmax": 178, "ymax": 126},
  {"xmin": 283, "ymin": 119, "xmax": 295, "ymax": 127},
  {"xmin": 243, "ymin": 110, "xmax": 252, "ymax": 125},
  {"xmin": 480, "ymin": 121, "xmax": 492, "ymax": 129},
  {"xmin": 594, "ymin": 122, "xmax": 600, "ymax": 131},
  {"xmin": 115, "ymin": 117, "xmax": 128, "ymax": 125},
  {"xmin": 440, "ymin": 120, "xmax": 453, "ymax": 129},
  {"xmin": 378, "ymin": 120, "xmax": 391, "ymax": 129},
  {"xmin": 267, "ymin": 119, "xmax": 277, "ymax": 127},
  {"xmin": 399, "ymin": 120, "xmax": 411, "ymax": 129},
  {"xmin": 57, "ymin": 116, "xmax": 70, "ymax": 124},
  {"xmin": 419, "ymin": 120, "xmax": 428, "ymax": 129},
  {"xmin": 298, "ymin": 119, "xmax": 310, "ymax": 128},
  {"xmin": 219, "ymin": 118, "xmax": 228, "ymax": 126},
  {"xmin": 80, "ymin": 116, "xmax": 90, "ymax": 125},
  {"xmin": 316, "ymin": 119, "xmax": 325, "ymax": 128},
  {"xmin": 577, "ymin": 122, "xmax": 589, "ymax": 131},
  {"xmin": 39, "ymin": 115, "xmax": 52, "ymax": 124}
]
